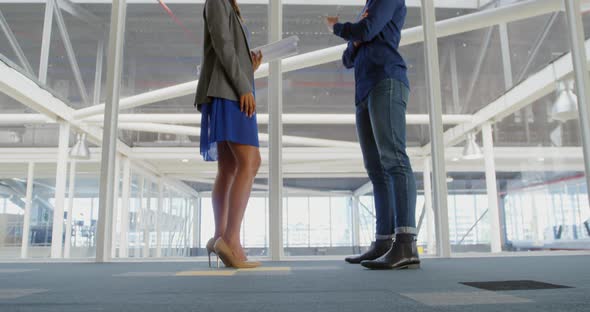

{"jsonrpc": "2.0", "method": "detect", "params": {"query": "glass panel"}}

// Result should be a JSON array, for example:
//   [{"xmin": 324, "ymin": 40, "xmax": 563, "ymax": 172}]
[
  {"xmin": 67, "ymin": 162, "xmax": 101, "ymax": 258},
  {"xmin": 0, "ymin": 163, "xmax": 28, "ymax": 259},
  {"xmin": 330, "ymin": 197, "xmax": 352, "ymax": 247},
  {"xmin": 28, "ymin": 163, "xmax": 57, "ymax": 258},
  {"xmin": 284, "ymin": 197, "xmax": 309, "ymax": 251},
  {"xmin": 309, "ymin": 197, "xmax": 330, "ymax": 247},
  {"xmin": 359, "ymin": 195, "xmax": 376, "ymax": 247},
  {"xmin": 243, "ymin": 197, "xmax": 268, "ymax": 257},
  {"xmin": 128, "ymin": 173, "xmax": 141, "ymax": 257}
]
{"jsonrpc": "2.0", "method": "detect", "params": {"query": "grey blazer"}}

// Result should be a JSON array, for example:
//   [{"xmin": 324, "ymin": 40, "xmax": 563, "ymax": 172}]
[{"xmin": 194, "ymin": 0, "xmax": 254, "ymax": 111}]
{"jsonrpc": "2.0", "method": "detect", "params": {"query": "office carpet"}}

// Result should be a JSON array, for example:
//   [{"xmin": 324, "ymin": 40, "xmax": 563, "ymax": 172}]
[{"xmin": 0, "ymin": 255, "xmax": 588, "ymax": 312}]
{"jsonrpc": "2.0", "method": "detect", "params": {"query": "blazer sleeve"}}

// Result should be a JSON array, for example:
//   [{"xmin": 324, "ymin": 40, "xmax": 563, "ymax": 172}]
[
  {"xmin": 205, "ymin": 0, "xmax": 252, "ymax": 96},
  {"xmin": 342, "ymin": 41, "xmax": 357, "ymax": 69},
  {"xmin": 333, "ymin": 0, "xmax": 399, "ymax": 43}
]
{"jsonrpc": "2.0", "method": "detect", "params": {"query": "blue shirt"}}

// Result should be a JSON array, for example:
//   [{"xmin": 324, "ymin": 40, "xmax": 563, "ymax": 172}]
[{"xmin": 333, "ymin": 0, "xmax": 409, "ymax": 105}]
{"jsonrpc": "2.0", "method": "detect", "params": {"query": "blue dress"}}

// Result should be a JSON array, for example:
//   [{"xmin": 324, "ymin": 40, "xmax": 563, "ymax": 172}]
[{"xmin": 200, "ymin": 24, "xmax": 259, "ymax": 162}]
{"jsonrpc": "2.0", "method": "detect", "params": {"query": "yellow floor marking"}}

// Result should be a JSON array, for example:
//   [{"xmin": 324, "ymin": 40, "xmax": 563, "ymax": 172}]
[
  {"xmin": 237, "ymin": 267, "xmax": 292, "ymax": 273},
  {"xmin": 175, "ymin": 270, "xmax": 236, "ymax": 276}
]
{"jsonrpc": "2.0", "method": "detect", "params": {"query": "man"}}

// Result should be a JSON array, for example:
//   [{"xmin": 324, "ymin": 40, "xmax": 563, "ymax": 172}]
[{"xmin": 326, "ymin": 0, "xmax": 420, "ymax": 270}]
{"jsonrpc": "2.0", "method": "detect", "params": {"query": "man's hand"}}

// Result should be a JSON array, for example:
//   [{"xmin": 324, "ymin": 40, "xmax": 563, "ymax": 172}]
[
  {"xmin": 240, "ymin": 92, "xmax": 256, "ymax": 118},
  {"xmin": 353, "ymin": 41, "xmax": 361, "ymax": 48},
  {"xmin": 325, "ymin": 16, "xmax": 339, "ymax": 32},
  {"xmin": 251, "ymin": 50, "xmax": 263, "ymax": 72}
]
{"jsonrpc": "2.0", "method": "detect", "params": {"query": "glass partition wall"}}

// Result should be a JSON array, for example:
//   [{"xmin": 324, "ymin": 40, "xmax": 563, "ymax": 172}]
[{"xmin": 1, "ymin": 1, "xmax": 589, "ymax": 261}]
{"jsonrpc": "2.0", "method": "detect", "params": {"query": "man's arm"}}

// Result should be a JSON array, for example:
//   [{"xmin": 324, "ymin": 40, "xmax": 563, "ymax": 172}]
[
  {"xmin": 333, "ymin": 0, "xmax": 400, "ymax": 42},
  {"xmin": 342, "ymin": 41, "xmax": 358, "ymax": 69}
]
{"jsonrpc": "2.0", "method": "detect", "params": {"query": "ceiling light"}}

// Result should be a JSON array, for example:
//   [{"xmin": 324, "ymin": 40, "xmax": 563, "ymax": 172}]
[
  {"xmin": 551, "ymin": 81, "xmax": 578, "ymax": 122},
  {"xmin": 446, "ymin": 176, "xmax": 454, "ymax": 183},
  {"xmin": 69, "ymin": 133, "xmax": 90, "ymax": 160},
  {"xmin": 9, "ymin": 131, "xmax": 22, "ymax": 143},
  {"xmin": 462, "ymin": 132, "xmax": 483, "ymax": 160},
  {"xmin": 452, "ymin": 157, "xmax": 460, "ymax": 162},
  {"xmin": 182, "ymin": 159, "xmax": 189, "ymax": 163}
]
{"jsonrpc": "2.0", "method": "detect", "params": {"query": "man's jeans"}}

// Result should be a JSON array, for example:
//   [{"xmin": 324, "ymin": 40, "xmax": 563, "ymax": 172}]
[{"xmin": 356, "ymin": 78, "xmax": 417, "ymax": 239}]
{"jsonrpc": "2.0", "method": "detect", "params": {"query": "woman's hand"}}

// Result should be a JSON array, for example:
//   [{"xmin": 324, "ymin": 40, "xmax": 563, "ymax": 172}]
[
  {"xmin": 325, "ymin": 16, "xmax": 339, "ymax": 32},
  {"xmin": 240, "ymin": 92, "xmax": 256, "ymax": 118},
  {"xmin": 251, "ymin": 50, "xmax": 263, "ymax": 72}
]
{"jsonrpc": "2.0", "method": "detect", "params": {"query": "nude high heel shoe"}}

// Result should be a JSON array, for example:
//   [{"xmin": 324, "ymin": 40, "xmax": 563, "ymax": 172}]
[
  {"xmin": 213, "ymin": 238, "xmax": 261, "ymax": 269},
  {"xmin": 206, "ymin": 237, "xmax": 220, "ymax": 268}
]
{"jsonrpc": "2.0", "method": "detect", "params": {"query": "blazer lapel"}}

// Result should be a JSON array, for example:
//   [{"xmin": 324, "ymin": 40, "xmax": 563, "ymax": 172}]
[{"xmin": 234, "ymin": 13, "xmax": 253, "ymax": 63}]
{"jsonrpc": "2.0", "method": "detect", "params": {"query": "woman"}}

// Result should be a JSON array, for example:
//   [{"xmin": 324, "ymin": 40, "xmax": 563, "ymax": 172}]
[{"xmin": 194, "ymin": 0, "xmax": 263, "ymax": 269}]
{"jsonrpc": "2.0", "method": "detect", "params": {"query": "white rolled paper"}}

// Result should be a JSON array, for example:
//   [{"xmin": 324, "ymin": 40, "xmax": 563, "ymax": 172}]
[{"xmin": 254, "ymin": 36, "xmax": 300, "ymax": 63}]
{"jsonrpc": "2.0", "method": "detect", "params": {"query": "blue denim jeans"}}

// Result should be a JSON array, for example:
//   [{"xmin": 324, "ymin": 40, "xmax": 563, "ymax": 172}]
[{"xmin": 356, "ymin": 78, "xmax": 417, "ymax": 238}]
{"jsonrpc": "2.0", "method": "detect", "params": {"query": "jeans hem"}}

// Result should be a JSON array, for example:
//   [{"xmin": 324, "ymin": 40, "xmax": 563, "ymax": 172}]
[
  {"xmin": 395, "ymin": 227, "xmax": 417, "ymax": 235},
  {"xmin": 375, "ymin": 234, "xmax": 395, "ymax": 240}
]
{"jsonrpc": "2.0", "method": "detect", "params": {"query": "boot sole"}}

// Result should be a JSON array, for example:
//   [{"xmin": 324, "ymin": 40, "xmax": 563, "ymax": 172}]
[
  {"xmin": 361, "ymin": 262, "xmax": 421, "ymax": 270},
  {"xmin": 398, "ymin": 263, "xmax": 421, "ymax": 270}
]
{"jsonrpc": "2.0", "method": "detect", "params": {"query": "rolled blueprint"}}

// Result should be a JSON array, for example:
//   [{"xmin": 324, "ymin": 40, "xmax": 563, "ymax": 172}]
[{"xmin": 254, "ymin": 36, "xmax": 300, "ymax": 63}]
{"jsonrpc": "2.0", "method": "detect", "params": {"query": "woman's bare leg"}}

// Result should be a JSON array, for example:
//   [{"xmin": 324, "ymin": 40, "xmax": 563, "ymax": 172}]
[
  {"xmin": 211, "ymin": 142, "xmax": 238, "ymax": 240},
  {"xmin": 223, "ymin": 142, "xmax": 261, "ymax": 261}
]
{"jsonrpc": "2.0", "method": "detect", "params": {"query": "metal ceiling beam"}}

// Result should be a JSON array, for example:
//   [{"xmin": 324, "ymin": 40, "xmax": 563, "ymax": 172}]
[
  {"xmin": 53, "ymin": 0, "xmax": 91, "ymax": 105},
  {"xmin": 0, "ymin": 147, "xmax": 584, "ymax": 174},
  {"xmin": 0, "ymin": 59, "xmax": 67, "ymax": 121},
  {"xmin": 515, "ymin": 12, "xmax": 560, "ymax": 84},
  {"xmin": 0, "ymin": 9, "xmax": 34, "ymax": 75},
  {"xmin": 0, "ymin": 114, "xmax": 54, "ymax": 124},
  {"xmin": 77, "ymin": 113, "xmax": 472, "ymax": 125},
  {"xmin": 498, "ymin": 22, "xmax": 514, "ymax": 90},
  {"xmin": 0, "ymin": 49, "xmax": 133, "ymax": 159},
  {"xmin": 450, "ymin": 44, "xmax": 461, "ymax": 114},
  {"xmin": 422, "ymin": 37, "xmax": 590, "ymax": 154},
  {"xmin": 38, "ymin": 0, "xmax": 54, "ymax": 84},
  {"xmin": 353, "ymin": 181, "xmax": 373, "ymax": 197},
  {"xmin": 93, "ymin": 39, "xmax": 104, "ymax": 105},
  {"xmin": 141, "ymin": 146, "xmax": 586, "ymax": 174},
  {"xmin": 72, "ymin": 0, "xmax": 583, "ymax": 120},
  {"xmin": 57, "ymin": 0, "xmax": 104, "ymax": 29},
  {"xmin": 464, "ymin": 26, "xmax": 494, "ymax": 111},
  {"xmin": 116, "ymin": 122, "xmax": 358, "ymax": 148},
  {"xmin": 477, "ymin": 0, "xmax": 498, "ymax": 8},
  {"xmin": 185, "ymin": 177, "xmax": 344, "ymax": 197}
]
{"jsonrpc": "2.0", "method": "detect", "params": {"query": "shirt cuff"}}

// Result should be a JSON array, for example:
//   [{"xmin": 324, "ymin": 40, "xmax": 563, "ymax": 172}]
[{"xmin": 333, "ymin": 23, "xmax": 344, "ymax": 37}]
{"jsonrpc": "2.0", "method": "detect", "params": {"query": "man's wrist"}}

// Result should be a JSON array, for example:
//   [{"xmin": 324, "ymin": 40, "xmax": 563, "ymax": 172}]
[{"xmin": 333, "ymin": 23, "xmax": 342, "ymax": 36}]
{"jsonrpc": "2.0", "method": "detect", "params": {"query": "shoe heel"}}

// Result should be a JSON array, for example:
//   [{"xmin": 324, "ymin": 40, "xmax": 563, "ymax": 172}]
[
  {"xmin": 216, "ymin": 255, "xmax": 220, "ymax": 268},
  {"xmin": 208, "ymin": 252, "xmax": 213, "ymax": 268}
]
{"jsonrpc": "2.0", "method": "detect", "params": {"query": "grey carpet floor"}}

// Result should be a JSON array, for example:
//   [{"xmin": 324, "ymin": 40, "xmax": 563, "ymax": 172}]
[{"xmin": 0, "ymin": 255, "xmax": 588, "ymax": 312}]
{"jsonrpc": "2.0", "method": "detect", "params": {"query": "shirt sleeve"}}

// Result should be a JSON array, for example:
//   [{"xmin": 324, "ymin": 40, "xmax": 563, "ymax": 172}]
[
  {"xmin": 342, "ymin": 41, "xmax": 357, "ymax": 69},
  {"xmin": 333, "ymin": 0, "xmax": 399, "ymax": 43}
]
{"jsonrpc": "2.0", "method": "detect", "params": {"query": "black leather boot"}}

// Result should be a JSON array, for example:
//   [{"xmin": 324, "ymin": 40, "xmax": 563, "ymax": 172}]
[
  {"xmin": 360, "ymin": 234, "xmax": 420, "ymax": 270},
  {"xmin": 344, "ymin": 239, "xmax": 393, "ymax": 264}
]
